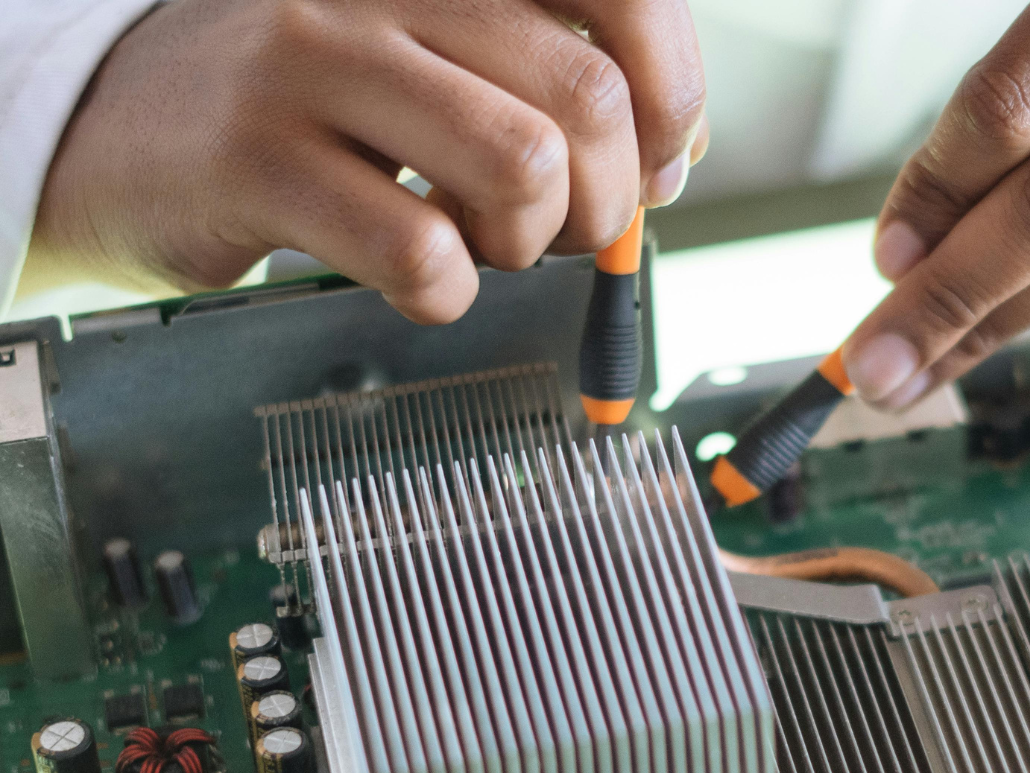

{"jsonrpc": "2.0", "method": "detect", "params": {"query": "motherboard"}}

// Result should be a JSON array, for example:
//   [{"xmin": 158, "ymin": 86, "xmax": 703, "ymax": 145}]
[{"xmin": 4, "ymin": 252, "xmax": 1030, "ymax": 773}]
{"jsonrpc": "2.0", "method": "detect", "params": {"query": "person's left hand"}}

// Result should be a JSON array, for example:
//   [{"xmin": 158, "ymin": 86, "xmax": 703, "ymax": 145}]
[{"xmin": 843, "ymin": 7, "xmax": 1030, "ymax": 409}]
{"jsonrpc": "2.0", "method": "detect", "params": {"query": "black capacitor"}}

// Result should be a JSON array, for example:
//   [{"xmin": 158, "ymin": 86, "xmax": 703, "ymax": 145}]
[
  {"xmin": 255, "ymin": 727, "xmax": 311, "ymax": 773},
  {"xmin": 102, "ymin": 538, "xmax": 148, "ymax": 609},
  {"xmin": 270, "ymin": 585, "xmax": 310, "ymax": 651},
  {"xmin": 237, "ymin": 655, "xmax": 290, "ymax": 714},
  {"xmin": 765, "ymin": 462, "xmax": 805, "ymax": 524},
  {"xmin": 229, "ymin": 623, "xmax": 281, "ymax": 671},
  {"xmin": 31, "ymin": 719, "xmax": 101, "ymax": 773},
  {"xmin": 154, "ymin": 550, "xmax": 202, "ymax": 625},
  {"xmin": 251, "ymin": 691, "xmax": 303, "ymax": 734}
]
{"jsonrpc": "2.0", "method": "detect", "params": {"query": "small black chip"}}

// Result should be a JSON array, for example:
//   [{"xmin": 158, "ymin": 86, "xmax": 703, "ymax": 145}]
[
  {"xmin": 105, "ymin": 693, "xmax": 147, "ymax": 730},
  {"xmin": 163, "ymin": 683, "xmax": 205, "ymax": 720}
]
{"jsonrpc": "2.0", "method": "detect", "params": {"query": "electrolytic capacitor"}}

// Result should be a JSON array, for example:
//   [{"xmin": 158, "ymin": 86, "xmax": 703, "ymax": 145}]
[
  {"xmin": 255, "ymin": 727, "xmax": 311, "ymax": 773},
  {"xmin": 31, "ymin": 719, "xmax": 101, "ymax": 773},
  {"xmin": 154, "ymin": 550, "xmax": 202, "ymax": 625},
  {"xmin": 237, "ymin": 655, "xmax": 290, "ymax": 716},
  {"xmin": 251, "ymin": 691, "xmax": 303, "ymax": 735},
  {"xmin": 229, "ymin": 623, "xmax": 281, "ymax": 671},
  {"xmin": 103, "ymin": 538, "xmax": 148, "ymax": 609}
]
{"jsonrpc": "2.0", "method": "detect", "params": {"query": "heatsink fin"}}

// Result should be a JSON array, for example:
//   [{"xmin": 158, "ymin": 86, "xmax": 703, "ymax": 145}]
[{"xmin": 298, "ymin": 431, "xmax": 775, "ymax": 773}]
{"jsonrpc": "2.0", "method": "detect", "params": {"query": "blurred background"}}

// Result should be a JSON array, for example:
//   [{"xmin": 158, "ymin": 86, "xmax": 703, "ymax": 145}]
[{"xmin": 9, "ymin": 0, "xmax": 1030, "ymax": 403}]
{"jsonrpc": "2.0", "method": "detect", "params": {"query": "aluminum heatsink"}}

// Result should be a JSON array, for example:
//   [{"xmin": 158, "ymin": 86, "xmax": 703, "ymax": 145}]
[
  {"xmin": 733, "ymin": 556, "xmax": 1030, "ymax": 773},
  {"xmin": 290, "ymin": 431, "xmax": 774, "ymax": 773}
]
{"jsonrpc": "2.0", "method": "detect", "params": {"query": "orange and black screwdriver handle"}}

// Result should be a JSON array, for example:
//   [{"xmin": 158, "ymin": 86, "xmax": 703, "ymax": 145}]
[
  {"xmin": 579, "ymin": 207, "xmax": 646, "ymax": 425},
  {"xmin": 710, "ymin": 346, "xmax": 855, "ymax": 508}
]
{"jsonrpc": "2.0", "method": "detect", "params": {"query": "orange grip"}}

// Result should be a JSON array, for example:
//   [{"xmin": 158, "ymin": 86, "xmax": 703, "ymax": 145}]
[
  {"xmin": 580, "ymin": 396, "xmax": 635, "ymax": 425},
  {"xmin": 595, "ymin": 207, "xmax": 645, "ymax": 275},
  {"xmin": 817, "ymin": 346, "xmax": 854, "ymax": 396},
  {"xmin": 710, "ymin": 456, "xmax": 762, "ymax": 508}
]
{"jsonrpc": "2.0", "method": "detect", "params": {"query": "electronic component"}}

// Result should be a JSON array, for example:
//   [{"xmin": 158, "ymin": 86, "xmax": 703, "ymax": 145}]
[
  {"xmin": 270, "ymin": 586, "xmax": 309, "ymax": 651},
  {"xmin": 255, "ymin": 727, "xmax": 311, "ymax": 773},
  {"xmin": 102, "ymin": 538, "xmax": 147, "ymax": 610},
  {"xmin": 163, "ymin": 683, "xmax": 205, "ymax": 721},
  {"xmin": 153, "ymin": 551, "xmax": 201, "ymax": 626},
  {"xmin": 282, "ymin": 395, "xmax": 773, "ymax": 772},
  {"xmin": 764, "ymin": 462, "xmax": 804, "ymax": 523},
  {"xmin": 251, "ymin": 691, "xmax": 303, "ymax": 734},
  {"xmin": 229, "ymin": 623, "xmax": 280, "ymax": 670},
  {"xmin": 103, "ymin": 693, "xmax": 147, "ymax": 731},
  {"xmin": 731, "ymin": 559, "xmax": 1030, "ymax": 771},
  {"xmin": 237, "ymin": 655, "xmax": 290, "ymax": 715},
  {"xmin": 115, "ymin": 727, "xmax": 215, "ymax": 773},
  {"xmin": 31, "ymin": 719, "xmax": 100, "ymax": 773}
]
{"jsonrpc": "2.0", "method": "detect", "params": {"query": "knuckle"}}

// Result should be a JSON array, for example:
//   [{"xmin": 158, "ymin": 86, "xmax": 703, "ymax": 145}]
[
  {"xmin": 953, "ymin": 319, "xmax": 1004, "ymax": 363},
  {"xmin": 1011, "ymin": 168, "xmax": 1030, "ymax": 236},
  {"xmin": 263, "ymin": 0, "xmax": 323, "ymax": 53},
  {"xmin": 566, "ymin": 201, "xmax": 637, "ymax": 255},
  {"xmin": 495, "ymin": 118, "xmax": 567, "ymax": 204},
  {"xmin": 389, "ymin": 218, "xmax": 459, "ymax": 291},
  {"xmin": 892, "ymin": 155, "xmax": 969, "ymax": 228},
  {"xmin": 959, "ymin": 58, "xmax": 1030, "ymax": 143},
  {"xmin": 917, "ymin": 271, "xmax": 987, "ymax": 335},
  {"xmin": 564, "ymin": 51, "xmax": 632, "ymax": 135},
  {"xmin": 647, "ymin": 79, "xmax": 707, "ymax": 166}
]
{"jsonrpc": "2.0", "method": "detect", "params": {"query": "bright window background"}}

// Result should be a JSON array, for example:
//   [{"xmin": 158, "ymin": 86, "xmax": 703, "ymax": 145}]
[{"xmin": 650, "ymin": 218, "xmax": 891, "ymax": 409}]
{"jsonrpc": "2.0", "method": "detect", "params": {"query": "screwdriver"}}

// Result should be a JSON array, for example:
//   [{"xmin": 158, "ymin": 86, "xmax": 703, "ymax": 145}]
[
  {"xmin": 709, "ymin": 346, "xmax": 854, "ymax": 508},
  {"xmin": 579, "ymin": 206, "xmax": 646, "ymax": 425}
]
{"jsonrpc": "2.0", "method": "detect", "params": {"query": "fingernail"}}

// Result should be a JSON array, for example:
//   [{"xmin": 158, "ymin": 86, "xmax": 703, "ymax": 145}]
[
  {"xmin": 878, "ymin": 370, "xmax": 932, "ymax": 411},
  {"xmin": 875, "ymin": 221, "xmax": 925, "ymax": 281},
  {"xmin": 645, "ymin": 153, "xmax": 688, "ymax": 207},
  {"xmin": 844, "ymin": 333, "xmax": 921, "ymax": 401}
]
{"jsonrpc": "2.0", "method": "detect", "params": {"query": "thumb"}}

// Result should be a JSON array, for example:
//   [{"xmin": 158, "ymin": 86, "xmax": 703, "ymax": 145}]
[{"xmin": 844, "ymin": 159, "xmax": 1030, "ymax": 402}]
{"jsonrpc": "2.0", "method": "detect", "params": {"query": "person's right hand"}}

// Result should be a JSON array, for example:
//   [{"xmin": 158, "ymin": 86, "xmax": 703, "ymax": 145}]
[{"xmin": 26, "ymin": 0, "xmax": 707, "ymax": 323}]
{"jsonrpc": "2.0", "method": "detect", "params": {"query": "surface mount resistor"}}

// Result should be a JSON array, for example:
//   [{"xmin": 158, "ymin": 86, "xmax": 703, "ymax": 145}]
[
  {"xmin": 154, "ymin": 550, "xmax": 202, "ymax": 625},
  {"xmin": 102, "ymin": 538, "xmax": 148, "ymax": 609},
  {"xmin": 237, "ymin": 655, "xmax": 290, "ymax": 718},
  {"xmin": 31, "ymin": 720, "xmax": 101, "ymax": 773},
  {"xmin": 251, "ymin": 691, "xmax": 303, "ymax": 734},
  {"xmin": 229, "ymin": 623, "xmax": 281, "ymax": 671},
  {"xmin": 254, "ymin": 727, "xmax": 311, "ymax": 773}
]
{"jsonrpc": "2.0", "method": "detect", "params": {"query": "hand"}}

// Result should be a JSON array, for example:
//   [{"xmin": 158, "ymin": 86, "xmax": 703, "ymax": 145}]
[
  {"xmin": 26, "ymin": 0, "xmax": 707, "ymax": 324},
  {"xmin": 843, "ymin": 8, "xmax": 1030, "ymax": 408}
]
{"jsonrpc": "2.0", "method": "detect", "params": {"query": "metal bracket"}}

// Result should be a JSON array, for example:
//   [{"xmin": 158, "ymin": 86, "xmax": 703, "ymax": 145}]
[
  {"xmin": 886, "ymin": 586, "xmax": 1000, "ymax": 638},
  {"xmin": 0, "ymin": 341, "xmax": 94, "ymax": 679},
  {"xmin": 729, "ymin": 571, "xmax": 891, "ymax": 625}
]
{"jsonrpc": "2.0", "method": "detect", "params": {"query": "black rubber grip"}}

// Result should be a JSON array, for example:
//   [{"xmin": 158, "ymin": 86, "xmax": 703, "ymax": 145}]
[
  {"xmin": 724, "ymin": 370, "xmax": 845, "ymax": 494},
  {"xmin": 578, "ymin": 270, "xmax": 642, "ymax": 401}
]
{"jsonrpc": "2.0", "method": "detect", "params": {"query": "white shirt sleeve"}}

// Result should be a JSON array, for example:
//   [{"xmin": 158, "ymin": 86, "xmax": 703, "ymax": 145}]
[{"xmin": 0, "ymin": 0, "xmax": 159, "ymax": 317}]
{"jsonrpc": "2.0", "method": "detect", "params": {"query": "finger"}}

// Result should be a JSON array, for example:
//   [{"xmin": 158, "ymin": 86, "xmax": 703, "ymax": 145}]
[
  {"xmin": 690, "ymin": 113, "xmax": 710, "ymax": 166},
  {"xmin": 843, "ymin": 159, "xmax": 1030, "ymax": 402},
  {"xmin": 242, "ymin": 137, "xmax": 479, "ymax": 325},
  {"xmin": 876, "ymin": 5, "xmax": 1030, "ymax": 281},
  {"xmin": 311, "ymin": 34, "xmax": 569, "ymax": 272},
  {"xmin": 556, "ymin": 0, "xmax": 707, "ymax": 208},
  {"xmin": 875, "ymin": 287, "xmax": 1030, "ymax": 411},
  {"xmin": 408, "ymin": 0, "xmax": 638, "ymax": 254}
]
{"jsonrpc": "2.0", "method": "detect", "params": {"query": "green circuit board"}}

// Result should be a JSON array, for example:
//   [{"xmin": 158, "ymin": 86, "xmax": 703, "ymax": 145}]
[
  {"xmin": 713, "ymin": 457, "xmax": 1030, "ymax": 592},
  {"xmin": 3, "ymin": 451, "xmax": 1030, "ymax": 773},
  {"xmin": 0, "ymin": 548, "xmax": 304, "ymax": 773}
]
